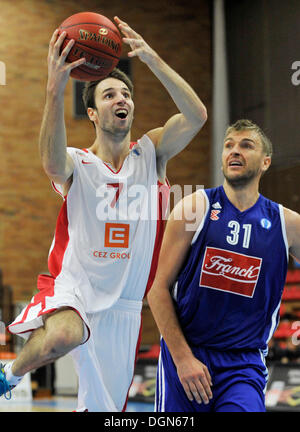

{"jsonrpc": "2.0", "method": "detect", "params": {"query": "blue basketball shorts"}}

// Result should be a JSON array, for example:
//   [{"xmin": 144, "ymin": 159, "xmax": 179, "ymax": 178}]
[{"xmin": 155, "ymin": 338, "xmax": 268, "ymax": 412}]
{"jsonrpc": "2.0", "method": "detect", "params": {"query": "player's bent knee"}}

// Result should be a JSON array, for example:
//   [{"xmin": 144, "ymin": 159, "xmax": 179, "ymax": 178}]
[
  {"xmin": 42, "ymin": 326, "xmax": 82, "ymax": 360},
  {"xmin": 41, "ymin": 309, "xmax": 84, "ymax": 360}
]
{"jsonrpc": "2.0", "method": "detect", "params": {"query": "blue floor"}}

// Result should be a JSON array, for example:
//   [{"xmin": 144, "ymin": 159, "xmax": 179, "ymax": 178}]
[
  {"xmin": 0, "ymin": 396, "xmax": 154, "ymax": 412},
  {"xmin": 30, "ymin": 396, "xmax": 154, "ymax": 412},
  {"xmin": 126, "ymin": 401, "xmax": 154, "ymax": 412},
  {"xmin": 0, "ymin": 394, "xmax": 154, "ymax": 412}
]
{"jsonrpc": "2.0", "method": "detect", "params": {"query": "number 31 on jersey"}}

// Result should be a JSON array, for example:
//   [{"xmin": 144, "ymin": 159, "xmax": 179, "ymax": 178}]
[{"xmin": 226, "ymin": 221, "xmax": 252, "ymax": 248}]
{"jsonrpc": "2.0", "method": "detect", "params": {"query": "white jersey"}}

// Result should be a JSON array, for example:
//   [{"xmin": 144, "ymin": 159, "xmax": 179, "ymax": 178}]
[
  {"xmin": 48, "ymin": 134, "xmax": 168, "ymax": 313},
  {"xmin": 8, "ymin": 134, "xmax": 169, "ymax": 411}
]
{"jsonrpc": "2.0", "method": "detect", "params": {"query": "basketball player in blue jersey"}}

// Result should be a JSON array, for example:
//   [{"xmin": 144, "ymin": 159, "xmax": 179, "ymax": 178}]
[
  {"xmin": 148, "ymin": 119, "xmax": 300, "ymax": 412},
  {"xmin": 0, "ymin": 17, "xmax": 207, "ymax": 411}
]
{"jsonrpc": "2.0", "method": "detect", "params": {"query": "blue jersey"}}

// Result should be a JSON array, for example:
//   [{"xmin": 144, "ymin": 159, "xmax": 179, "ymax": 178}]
[{"xmin": 172, "ymin": 185, "xmax": 288, "ymax": 354}]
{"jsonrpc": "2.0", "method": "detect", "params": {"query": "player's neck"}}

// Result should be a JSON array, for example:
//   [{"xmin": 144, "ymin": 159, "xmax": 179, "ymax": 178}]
[
  {"xmin": 223, "ymin": 180, "xmax": 260, "ymax": 212},
  {"xmin": 89, "ymin": 133, "xmax": 131, "ymax": 170}
]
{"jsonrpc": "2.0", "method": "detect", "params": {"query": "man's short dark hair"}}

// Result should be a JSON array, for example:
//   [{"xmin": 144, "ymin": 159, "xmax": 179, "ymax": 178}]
[
  {"xmin": 82, "ymin": 68, "xmax": 134, "ymax": 111},
  {"xmin": 225, "ymin": 119, "xmax": 273, "ymax": 157}
]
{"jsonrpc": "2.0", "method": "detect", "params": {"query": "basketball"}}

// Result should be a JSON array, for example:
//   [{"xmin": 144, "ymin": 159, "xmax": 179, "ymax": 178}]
[{"xmin": 58, "ymin": 12, "xmax": 122, "ymax": 81}]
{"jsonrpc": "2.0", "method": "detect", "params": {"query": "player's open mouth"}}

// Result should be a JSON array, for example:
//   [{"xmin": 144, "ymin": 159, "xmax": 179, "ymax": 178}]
[
  {"xmin": 115, "ymin": 109, "xmax": 128, "ymax": 119},
  {"xmin": 228, "ymin": 160, "xmax": 243, "ymax": 167}
]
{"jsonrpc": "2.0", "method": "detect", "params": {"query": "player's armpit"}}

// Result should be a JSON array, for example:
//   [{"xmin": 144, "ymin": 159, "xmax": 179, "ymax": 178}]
[
  {"xmin": 284, "ymin": 207, "xmax": 300, "ymax": 261},
  {"xmin": 45, "ymin": 152, "xmax": 75, "ymax": 186}
]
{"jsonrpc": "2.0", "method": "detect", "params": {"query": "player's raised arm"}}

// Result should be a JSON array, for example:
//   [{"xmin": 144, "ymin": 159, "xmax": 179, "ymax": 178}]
[
  {"xmin": 114, "ymin": 17, "xmax": 207, "ymax": 169},
  {"xmin": 39, "ymin": 29, "xmax": 85, "ymax": 185},
  {"xmin": 147, "ymin": 192, "xmax": 213, "ymax": 404}
]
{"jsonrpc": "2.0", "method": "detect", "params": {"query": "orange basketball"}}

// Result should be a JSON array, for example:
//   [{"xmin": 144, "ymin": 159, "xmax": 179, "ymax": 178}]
[{"xmin": 58, "ymin": 12, "xmax": 122, "ymax": 81}]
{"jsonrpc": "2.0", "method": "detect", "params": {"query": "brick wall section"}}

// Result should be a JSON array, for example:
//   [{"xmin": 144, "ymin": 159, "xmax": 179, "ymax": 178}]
[{"xmin": 0, "ymin": 0, "xmax": 211, "ymax": 342}]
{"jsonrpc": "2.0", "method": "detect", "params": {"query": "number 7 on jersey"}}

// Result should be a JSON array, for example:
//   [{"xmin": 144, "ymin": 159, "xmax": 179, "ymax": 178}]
[{"xmin": 107, "ymin": 183, "xmax": 124, "ymax": 208}]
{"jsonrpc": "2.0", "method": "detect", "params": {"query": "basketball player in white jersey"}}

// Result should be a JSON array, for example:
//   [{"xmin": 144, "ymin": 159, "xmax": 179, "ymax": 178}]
[{"xmin": 0, "ymin": 17, "xmax": 207, "ymax": 411}]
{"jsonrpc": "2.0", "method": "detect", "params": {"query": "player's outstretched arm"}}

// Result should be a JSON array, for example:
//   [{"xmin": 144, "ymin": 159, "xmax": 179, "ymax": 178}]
[
  {"xmin": 114, "ymin": 17, "xmax": 207, "ymax": 176},
  {"xmin": 147, "ymin": 192, "xmax": 213, "ymax": 405},
  {"xmin": 39, "ymin": 30, "xmax": 85, "ymax": 186}
]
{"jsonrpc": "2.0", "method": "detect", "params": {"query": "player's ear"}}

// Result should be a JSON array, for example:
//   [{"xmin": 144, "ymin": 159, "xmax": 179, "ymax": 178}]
[
  {"xmin": 87, "ymin": 107, "xmax": 97, "ymax": 122},
  {"xmin": 262, "ymin": 155, "xmax": 271, "ymax": 173}
]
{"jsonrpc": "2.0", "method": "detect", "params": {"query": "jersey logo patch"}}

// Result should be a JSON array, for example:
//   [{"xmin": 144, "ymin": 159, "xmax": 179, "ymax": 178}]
[
  {"xmin": 81, "ymin": 160, "xmax": 93, "ymax": 165},
  {"xmin": 104, "ymin": 223, "xmax": 130, "ymax": 248},
  {"xmin": 200, "ymin": 246, "xmax": 262, "ymax": 298},
  {"xmin": 210, "ymin": 210, "xmax": 220, "ymax": 220},
  {"xmin": 260, "ymin": 218, "xmax": 272, "ymax": 229}
]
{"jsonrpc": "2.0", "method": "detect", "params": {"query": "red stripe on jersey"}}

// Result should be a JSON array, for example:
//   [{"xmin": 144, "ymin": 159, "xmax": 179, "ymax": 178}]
[
  {"xmin": 51, "ymin": 181, "xmax": 65, "ymax": 198},
  {"xmin": 7, "ymin": 202, "xmax": 70, "ymax": 333},
  {"xmin": 48, "ymin": 199, "xmax": 70, "ymax": 277},
  {"xmin": 7, "ymin": 276, "xmax": 56, "ymax": 330},
  {"xmin": 103, "ymin": 142, "xmax": 138, "ymax": 174},
  {"xmin": 144, "ymin": 180, "xmax": 170, "ymax": 296},
  {"xmin": 103, "ymin": 162, "xmax": 123, "ymax": 174}
]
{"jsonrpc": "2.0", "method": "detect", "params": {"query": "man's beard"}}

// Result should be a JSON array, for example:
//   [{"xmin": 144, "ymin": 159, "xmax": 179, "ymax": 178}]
[
  {"xmin": 101, "ymin": 117, "xmax": 133, "ymax": 139},
  {"xmin": 223, "ymin": 167, "xmax": 260, "ymax": 189}
]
